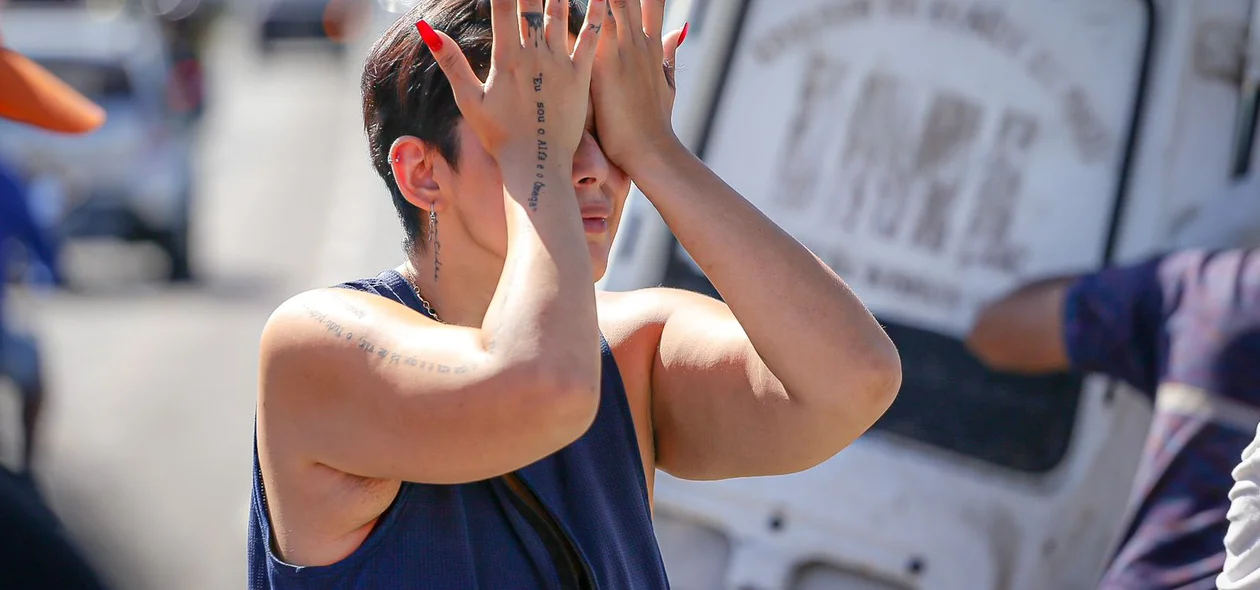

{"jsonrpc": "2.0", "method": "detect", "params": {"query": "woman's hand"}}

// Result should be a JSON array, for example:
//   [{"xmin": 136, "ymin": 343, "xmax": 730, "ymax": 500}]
[
  {"xmin": 417, "ymin": 0, "xmax": 606, "ymax": 166},
  {"xmin": 591, "ymin": 0, "xmax": 687, "ymax": 175}
]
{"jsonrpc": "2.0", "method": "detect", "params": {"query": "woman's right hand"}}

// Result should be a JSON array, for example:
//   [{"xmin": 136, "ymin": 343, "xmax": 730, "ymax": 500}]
[{"xmin": 417, "ymin": 0, "xmax": 604, "ymax": 167}]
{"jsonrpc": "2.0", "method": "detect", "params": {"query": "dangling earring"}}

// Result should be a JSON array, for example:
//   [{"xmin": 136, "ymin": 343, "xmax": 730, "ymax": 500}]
[{"xmin": 429, "ymin": 209, "xmax": 441, "ymax": 282}]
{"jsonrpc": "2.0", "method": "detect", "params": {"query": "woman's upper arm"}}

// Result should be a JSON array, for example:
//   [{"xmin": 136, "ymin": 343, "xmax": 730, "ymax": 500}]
[{"xmin": 258, "ymin": 288, "xmax": 598, "ymax": 485}]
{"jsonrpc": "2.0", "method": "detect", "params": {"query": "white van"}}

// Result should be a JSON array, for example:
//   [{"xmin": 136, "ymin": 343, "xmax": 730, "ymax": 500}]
[{"xmin": 600, "ymin": 0, "xmax": 1260, "ymax": 587}]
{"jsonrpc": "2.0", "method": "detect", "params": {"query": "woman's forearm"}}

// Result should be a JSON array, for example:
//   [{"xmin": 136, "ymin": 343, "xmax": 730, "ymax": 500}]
[
  {"xmin": 482, "ymin": 163, "xmax": 601, "ymax": 393},
  {"xmin": 629, "ymin": 141, "xmax": 901, "ymax": 407}
]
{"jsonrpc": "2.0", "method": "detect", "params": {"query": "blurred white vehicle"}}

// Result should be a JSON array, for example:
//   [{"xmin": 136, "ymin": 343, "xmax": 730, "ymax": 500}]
[
  {"xmin": 0, "ymin": 5, "xmax": 196, "ymax": 282},
  {"xmin": 602, "ymin": 0, "xmax": 1260, "ymax": 588}
]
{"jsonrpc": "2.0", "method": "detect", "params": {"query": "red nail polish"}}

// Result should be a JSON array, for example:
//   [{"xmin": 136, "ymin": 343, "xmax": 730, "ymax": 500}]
[
  {"xmin": 416, "ymin": 20, "xmax": 443, "ymax": 51},
  {"xmin": 678, "ymin": 22, "xmax": 689, "ymax": 46}
]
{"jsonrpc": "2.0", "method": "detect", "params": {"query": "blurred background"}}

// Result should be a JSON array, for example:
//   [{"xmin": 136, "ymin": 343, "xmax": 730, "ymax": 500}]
[
  {"xmin": 3, "ymin": 0, "xmax": 1258, "ymax": 588},
  {"xmin": 0, "ymin": 0, "xmax": 411, "ymax": 588}
]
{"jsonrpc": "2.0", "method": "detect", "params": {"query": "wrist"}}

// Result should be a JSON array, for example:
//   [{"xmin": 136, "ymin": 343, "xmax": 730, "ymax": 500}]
[
  {"xmin": 500, "ymin": 159, "xmax": 575, "ymax": 209},
  {"xmin": 621, "ymin": 135, "xmax": 690, "ymax": 184},
  {"xmin": 499, "ymin": 156, "xmax": 574, "ymax": 184}
]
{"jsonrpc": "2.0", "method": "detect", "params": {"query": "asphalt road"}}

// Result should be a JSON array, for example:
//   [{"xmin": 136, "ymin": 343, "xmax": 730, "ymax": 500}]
[{"xmin": 11, "ymin": 15, "xmax": 405, "ymax": 590}]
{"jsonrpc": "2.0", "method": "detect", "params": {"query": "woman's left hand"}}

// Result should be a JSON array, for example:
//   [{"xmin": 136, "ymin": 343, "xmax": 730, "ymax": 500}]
[{"xmin": 591, "ymin": 0, "xmax": 687, "ymax": 175}]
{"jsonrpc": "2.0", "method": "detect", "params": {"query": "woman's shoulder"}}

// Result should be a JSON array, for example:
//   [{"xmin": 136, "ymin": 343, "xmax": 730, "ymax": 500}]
[
  {"xmin": 595, "ymin": 286, "xmax": 713, "ymax": 360},
  {"xmin": 596, "ymin": 290, "xmax": 664, "ymax": 381},
  {"xmin": 596, "ymin": 288, "xmax": 667, "ymax": 342},
  {"xmin": 258, "ymin": 283, "xmax": 425, "ymax": 364}
]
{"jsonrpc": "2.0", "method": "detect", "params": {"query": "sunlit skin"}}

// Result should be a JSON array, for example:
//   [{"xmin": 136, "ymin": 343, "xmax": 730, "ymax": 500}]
[
  {"xmin": 256, "ymin": 0, "xmax": 901, "ymax": 570},
  {"xmin": 390, "ymin": 94, "xmax": 627, "ymax": 298}
]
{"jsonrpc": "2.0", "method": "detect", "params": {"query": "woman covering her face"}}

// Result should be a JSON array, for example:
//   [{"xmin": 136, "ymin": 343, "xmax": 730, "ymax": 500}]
[{"xmin": 248, "ymin": 1, "xmax": 902, "ymax": 588}]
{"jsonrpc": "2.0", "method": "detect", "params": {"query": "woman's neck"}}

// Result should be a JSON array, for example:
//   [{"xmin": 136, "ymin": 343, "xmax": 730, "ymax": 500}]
[{"xmin": 403, "ymin": 246, "xmax": 501, "ymax": 328}]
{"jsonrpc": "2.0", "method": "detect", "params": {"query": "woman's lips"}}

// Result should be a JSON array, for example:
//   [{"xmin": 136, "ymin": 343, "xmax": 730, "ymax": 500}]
[{"xmin": 583, "ymin": 218, "xmax": 608, "ymax": 234}]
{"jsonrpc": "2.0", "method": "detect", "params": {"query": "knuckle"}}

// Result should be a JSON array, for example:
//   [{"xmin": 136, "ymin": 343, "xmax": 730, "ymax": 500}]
[{"xmin": 437, "ymin": 53, "xmax": 463, "ymax": 70}]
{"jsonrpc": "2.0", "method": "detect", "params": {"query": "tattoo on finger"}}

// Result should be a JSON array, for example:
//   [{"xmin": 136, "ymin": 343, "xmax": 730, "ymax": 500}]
[{"xmin": 522, "ymin": 12, "xmax": 544, "ymax": 46}]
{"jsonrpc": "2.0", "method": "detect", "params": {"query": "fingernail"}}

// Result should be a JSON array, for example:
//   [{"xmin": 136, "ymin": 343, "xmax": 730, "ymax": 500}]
[
  {"xmin": 678, "ymin": 22, "xmax": 689, "ymax": 46},
  {"xmin": 416, "ymin": 20, "xmax": 443, "ymax": 51}
]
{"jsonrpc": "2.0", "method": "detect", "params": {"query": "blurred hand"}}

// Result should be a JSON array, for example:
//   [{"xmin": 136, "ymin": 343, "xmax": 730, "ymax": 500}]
[
  {"xmin": 591, "ymin": 0, "xmax": 685, "ymax": 175},
  {"xmin": 418, "ymin": 0, "xmax": 606, "ymax": 167}
]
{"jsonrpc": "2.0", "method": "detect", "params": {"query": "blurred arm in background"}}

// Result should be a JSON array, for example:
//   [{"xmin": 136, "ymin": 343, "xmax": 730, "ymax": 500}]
[
  {"xmin": 967, "ymin": 253, "xmax": 1256, "ymax": 589},
  {"xmin": 966, "ymin": 256, "xmax": 1165, "ymax": 394}
]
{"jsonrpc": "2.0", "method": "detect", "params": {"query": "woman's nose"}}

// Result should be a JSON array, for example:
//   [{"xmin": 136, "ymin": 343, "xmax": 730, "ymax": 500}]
[{"xmin": 572, "ymin": 132, "xmax": 609, "ymax": 189}]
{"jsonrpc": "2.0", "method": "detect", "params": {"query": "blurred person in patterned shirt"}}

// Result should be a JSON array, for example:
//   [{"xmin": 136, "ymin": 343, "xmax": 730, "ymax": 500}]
[{"xmin": 967, "ymin": 247, "xmax": 1260, "ymax": 590}]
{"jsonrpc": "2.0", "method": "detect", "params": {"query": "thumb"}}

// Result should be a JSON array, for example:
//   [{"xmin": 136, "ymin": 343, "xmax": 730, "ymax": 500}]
[
  {"xmin": 661, "ymin": 23, "xmax": 687, "ymax": 89},
  {"xmin": 662, "ymin": 22, "xmax": 687, "ymax": 67}
]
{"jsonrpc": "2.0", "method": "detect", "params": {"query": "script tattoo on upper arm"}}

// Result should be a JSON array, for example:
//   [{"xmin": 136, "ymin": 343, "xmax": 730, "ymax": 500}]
[
  {"xmin": 302, "ymin": 302, "xmax": 480, "ymax": 375},
  {"xmin": 303, "ymin": 301, "xmax": 357, "ymax": 343},
  {"xmin": 338, "ymin": 298, "xmax": 366, "ymax": 319}
]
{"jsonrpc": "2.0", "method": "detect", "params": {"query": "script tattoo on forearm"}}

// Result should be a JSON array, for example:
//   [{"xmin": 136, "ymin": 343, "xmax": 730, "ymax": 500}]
[
  {"xmin": 303, "ymin": 302, "xmax": 479, "ymax": 375},
  {"xmin": 523, "ymin": 12, "xmax": 544, "ymax": 47},
  {"xmin": 531, "ymin": 73, "xmax": 547, "ymax": 212}
]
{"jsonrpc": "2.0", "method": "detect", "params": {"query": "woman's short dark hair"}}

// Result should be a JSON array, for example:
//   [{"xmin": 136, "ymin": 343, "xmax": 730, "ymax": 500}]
[{"xmin": 362, "ymin": 0, "xmax": 588, "ymax": 251}]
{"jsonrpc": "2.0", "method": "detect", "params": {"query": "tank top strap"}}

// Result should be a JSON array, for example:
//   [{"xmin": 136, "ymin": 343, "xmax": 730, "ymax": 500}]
[{"xmin": 336, "ymin": 269, "xmax": 434, "ymax": 321}]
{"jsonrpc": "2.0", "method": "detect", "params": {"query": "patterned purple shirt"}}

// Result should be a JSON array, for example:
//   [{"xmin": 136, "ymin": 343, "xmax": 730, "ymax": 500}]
[{"xmin": 1064, "ymin": 249, "xmax": 1260, "ymax": 589}]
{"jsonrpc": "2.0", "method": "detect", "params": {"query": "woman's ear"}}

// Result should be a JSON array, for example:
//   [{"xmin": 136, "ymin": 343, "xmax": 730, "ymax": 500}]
[{"xmin": 389, "ymin": 136, "xmax": 443, "ymax": 211}]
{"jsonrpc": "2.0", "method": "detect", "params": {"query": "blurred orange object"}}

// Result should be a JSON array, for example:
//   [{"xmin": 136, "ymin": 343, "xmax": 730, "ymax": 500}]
[
  {"xmin": 0, "ymin": 47, "xmax": 105, "ymax": 134},
  {"xmin": 322, "ymin": 0, "xmax": 370, "ymax": 43}
]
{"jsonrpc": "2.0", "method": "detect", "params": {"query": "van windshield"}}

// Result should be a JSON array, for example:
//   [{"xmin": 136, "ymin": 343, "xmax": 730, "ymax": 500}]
[{"xmin": 657, "ymin": 0, "xmax": 1149, "ymax": 473}]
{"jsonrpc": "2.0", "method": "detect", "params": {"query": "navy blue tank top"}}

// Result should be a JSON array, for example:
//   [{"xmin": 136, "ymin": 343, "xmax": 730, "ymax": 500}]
[{"xmin": 247, "ymin": 270, "xmax": 671, "ymax": 589}]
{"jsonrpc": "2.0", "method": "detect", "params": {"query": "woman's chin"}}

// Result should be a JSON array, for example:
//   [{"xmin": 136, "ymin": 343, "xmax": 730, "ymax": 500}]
[{"xmin": 588, "ymin": 245, "xmax": 611, "ymax": 283}]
